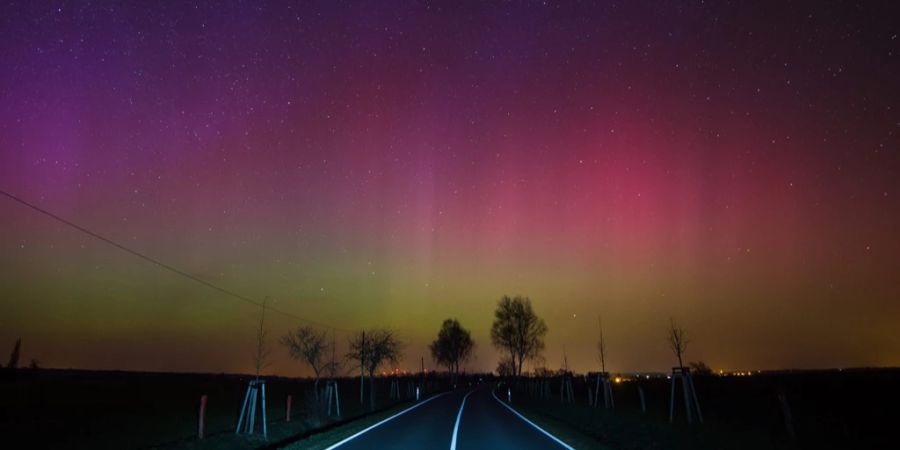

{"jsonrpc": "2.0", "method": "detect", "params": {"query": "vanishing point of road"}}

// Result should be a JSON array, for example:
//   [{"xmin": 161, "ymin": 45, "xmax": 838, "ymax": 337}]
[{"xmin": 321, "ymin": 384, "xmax": 575, "ymax": 450}]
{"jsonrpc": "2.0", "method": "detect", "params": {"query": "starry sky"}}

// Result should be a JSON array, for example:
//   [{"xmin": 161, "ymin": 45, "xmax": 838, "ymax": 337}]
[{"xmin": 1, "ymin": 1, "xmax": 899, "ymax": 376}]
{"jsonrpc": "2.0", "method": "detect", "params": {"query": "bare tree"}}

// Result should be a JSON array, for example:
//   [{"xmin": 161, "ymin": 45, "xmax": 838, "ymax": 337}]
[
  {"xmin": 597, "ymin": 316, "xmax": 607, "ymax": 373},
  {"xmin": 350, "ymin": 331, "xmax": 367, "ymax": 405},
  {"xmin": 668, "ymin": 317, "xmax": 689, "ymax": 370},
  {"xmin": 429, "ymin": 319, "xmax": 475, "ymax": 384},
  {"xmin": 7, "ymin": 338, "xmax": 21, "ymax": 369},
  {"xmin": 347, "ymin": 328, "xmax": 403, "ymax": 409},
  {"xmin": 324, "ymin": 329, "xmax": 344, "ymax": 378},
  {"xmin": 253, "ymin": 298, "xmax": 272, "ymax": 379},
  {"xmin": 281, "ymin": 326, "xmax": 331, "ymax": 399},
  {"xmin": 496, "ymin": 357, "xmax": 516, "ymax": 377},
  {"xmin": 490, "ymin": 295, "xmax": 548, "ymax": 377},
  {"xmin": 689, "ymin": 361, "xmax": 713, "ymax": 376}
]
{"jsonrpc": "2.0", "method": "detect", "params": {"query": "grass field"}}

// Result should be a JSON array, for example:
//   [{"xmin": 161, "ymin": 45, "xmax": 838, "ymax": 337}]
[
  {"xmin": 507, "ymin": 368, "xmax": 900, "ymax": 450},
  {"xmin": 0, "ymin": 368, "xmax": 440, "ymax": 449}
]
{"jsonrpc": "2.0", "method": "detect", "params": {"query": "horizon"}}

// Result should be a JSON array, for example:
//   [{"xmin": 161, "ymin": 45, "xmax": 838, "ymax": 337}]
[{"xmin": 3, "ymin": 1, "xmax": 900, "ymax": 378}]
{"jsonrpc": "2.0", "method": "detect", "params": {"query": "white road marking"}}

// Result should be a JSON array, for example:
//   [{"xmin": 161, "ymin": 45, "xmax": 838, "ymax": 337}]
[
  {"xmin": 449, "ymin": 390, "xmax": 475, "ymax": 450},
  {"xmin": 491, "ymin": 388, "xmax": 576, "ymax": 450},
  {"xmin": 324, "ymin": 391, "xmax": 451, "ymax": 450}
]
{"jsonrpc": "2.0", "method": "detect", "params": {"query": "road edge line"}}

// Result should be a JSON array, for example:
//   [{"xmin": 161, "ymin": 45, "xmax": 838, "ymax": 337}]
[
  {"xmin": 449, "ymin": 390, "xmax": 475, "ymax": 450},
  {"xmin": 323, "ymin": 391, "xmax": 451, "ymax": 450},
  {"xmin": 490, "ymin": 388, "xmax": 576, "ymax": 450}
]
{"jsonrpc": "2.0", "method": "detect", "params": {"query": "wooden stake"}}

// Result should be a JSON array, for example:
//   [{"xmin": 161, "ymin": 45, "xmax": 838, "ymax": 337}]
[
  {"xmin": 198, "ymin": 395, "xmax": 207, "ymax": 439},
  {"xmin": 638, "ymin": 385, "xmax": 646, "ymax": 413},
  {"xmin": 286, "ymin": 394, "xmax": 292, "ymax": 422},
  {"xmin": 778, "ymin": 388, "xmax": 796, "ymax": 440},
  {"xmin": 261, "ymin": 382, "xmax": 267, "ymax": 439}
]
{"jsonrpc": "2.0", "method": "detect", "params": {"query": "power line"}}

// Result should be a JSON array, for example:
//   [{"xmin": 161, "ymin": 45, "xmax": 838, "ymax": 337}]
[{"xmin": 1, "ymin": 189, "xmax": 351, "ymax": 333}]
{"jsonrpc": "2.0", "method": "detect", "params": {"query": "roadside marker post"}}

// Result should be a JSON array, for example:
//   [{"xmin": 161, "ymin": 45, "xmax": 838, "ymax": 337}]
[
  {"xmin": 507, "ymin": 387, "xmax": 512, "ymax": 403},
  {"xmin": 198, "ymin": 395, "xmax": 207, "ymax": 440}
]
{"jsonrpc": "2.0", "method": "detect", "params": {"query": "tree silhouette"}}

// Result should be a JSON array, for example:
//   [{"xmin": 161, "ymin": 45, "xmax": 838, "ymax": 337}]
[
  {"xmin": 597, "ymin": 316, "xmax": 608, "ymax": 373},
  {"xmin": 490, "ymin": 296, "xmax": 547, "ymax": 377},
  {"xmin": 689, "ymin": 361, "xmax": 713, "ymax": 376},
  {"xmin": 668, "ymin": 317, "xmax": 689, "ymax": 370},
  {"xmin": 281, "ymin": 326, "xmax": 331, "ymax": 399},
  {"xmin": 252, "ymin": 298, "xmax": 271, "ymax": 379},
  {"xmin": 496, "ymin": 357, "xmax": 516, "ymax": 377},
  {"xmin": 429, "ymin": 319, "xmax": 475, "ymax": 384},
  {"xmin": 7, "ymin": 338, "xmax": 21, "ymax": 369},
  {"xmin": 347, "ymin": 329, "xmax": 403, "ymax": 409}
]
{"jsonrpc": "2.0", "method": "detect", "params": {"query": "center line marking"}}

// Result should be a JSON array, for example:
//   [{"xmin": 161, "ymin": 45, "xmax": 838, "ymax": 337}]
[{"xmin": 450, "ymin": 390, "xmax": 475, "ymax": 450}]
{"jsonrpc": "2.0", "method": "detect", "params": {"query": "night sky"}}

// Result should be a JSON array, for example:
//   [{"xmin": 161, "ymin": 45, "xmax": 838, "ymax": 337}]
[{"xmin": 1, "ymin": 1, "xmax": 899, "ymax": 376}]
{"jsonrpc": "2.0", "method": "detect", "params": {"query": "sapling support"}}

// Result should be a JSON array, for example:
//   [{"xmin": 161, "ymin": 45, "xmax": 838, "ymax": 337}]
[{"xmin": 235, "ymin": 297, "xmax": 271, "ymax": 438}]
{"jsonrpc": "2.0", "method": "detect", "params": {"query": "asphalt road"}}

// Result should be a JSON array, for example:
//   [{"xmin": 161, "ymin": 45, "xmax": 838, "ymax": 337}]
[{"xmin": 324, "ymin": 384, "xmax": 574, "ymax": 450}]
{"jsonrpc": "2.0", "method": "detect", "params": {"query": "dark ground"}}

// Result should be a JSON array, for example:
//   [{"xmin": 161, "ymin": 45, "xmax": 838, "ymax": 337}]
[
  {"xmin": 2, "ymin": 368, "xmax": 898, "ymax": 449},
  {"xmin": 510, "ymin": 368, "xmax": 900, "ymax": 450},
  {"xmin": 0, "ymin": 368, "xmax": 439, "ymax": 449}
]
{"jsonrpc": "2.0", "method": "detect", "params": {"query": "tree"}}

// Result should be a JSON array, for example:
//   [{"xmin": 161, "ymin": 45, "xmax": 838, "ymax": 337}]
[
  {"xmin": 281, "ymin": 326, "xmax": 331, "ymax": 399},
  {"xmin": 667, "ymin": 317, "xmax": 689, "ymax": 370},
  {"xmin": 7, "ymin": 338, "xmax": 21, "ymax": 369},
  {"xmin": 597, "ymin": 316, "xmax": 608, "ymax": 373},
  {"xmin": 253, "ymin": 298, "xmax": 272, "ymax": 379},
  {"xmin": 347, "ymin": 329, "xmax": 403, "ymax": 410},
  {"xmin": 496, "ymin": 357, "xmax": 516, "ymax": 377},
  {"xmin": 689, "ymin": 361, "xmax": 713, "ymax": 376},
  {"xmin": 490, "ymin": 296, "xmax": 547, "ymax": 377},
  {"xmin": 429, "ymin": 319, "xmax": 475, "ymax": 384}
]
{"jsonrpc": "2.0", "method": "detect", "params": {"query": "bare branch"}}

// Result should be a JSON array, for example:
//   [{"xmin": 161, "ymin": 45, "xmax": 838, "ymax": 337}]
[{"xmin": 668, "ymin": 316, "xmax": 689, "ymax": 370}]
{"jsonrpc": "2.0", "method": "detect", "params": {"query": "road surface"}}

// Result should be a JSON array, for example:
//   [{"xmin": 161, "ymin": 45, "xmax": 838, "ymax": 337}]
[{"xmin": 324, "ymin": 384, "xmax": 574, "ymax": 450}]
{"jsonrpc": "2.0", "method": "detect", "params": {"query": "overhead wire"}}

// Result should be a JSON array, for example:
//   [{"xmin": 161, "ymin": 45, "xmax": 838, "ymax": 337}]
[{"xmin": 0, "ymin": 189, "xmax": 351, "ymax": 333}]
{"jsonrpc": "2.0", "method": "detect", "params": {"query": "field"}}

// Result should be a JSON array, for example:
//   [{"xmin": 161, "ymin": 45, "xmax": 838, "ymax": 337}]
[
  {"xmin": 3, "ymin": 368, "xmax": 898, "ymax": 449},
  {"xmin": 510, "ymin": 368, "xmax": 900, "ymax": 450},
  {"xmin": 0, "ymin": 368, "xmax": 439, "ymax": 449}
]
